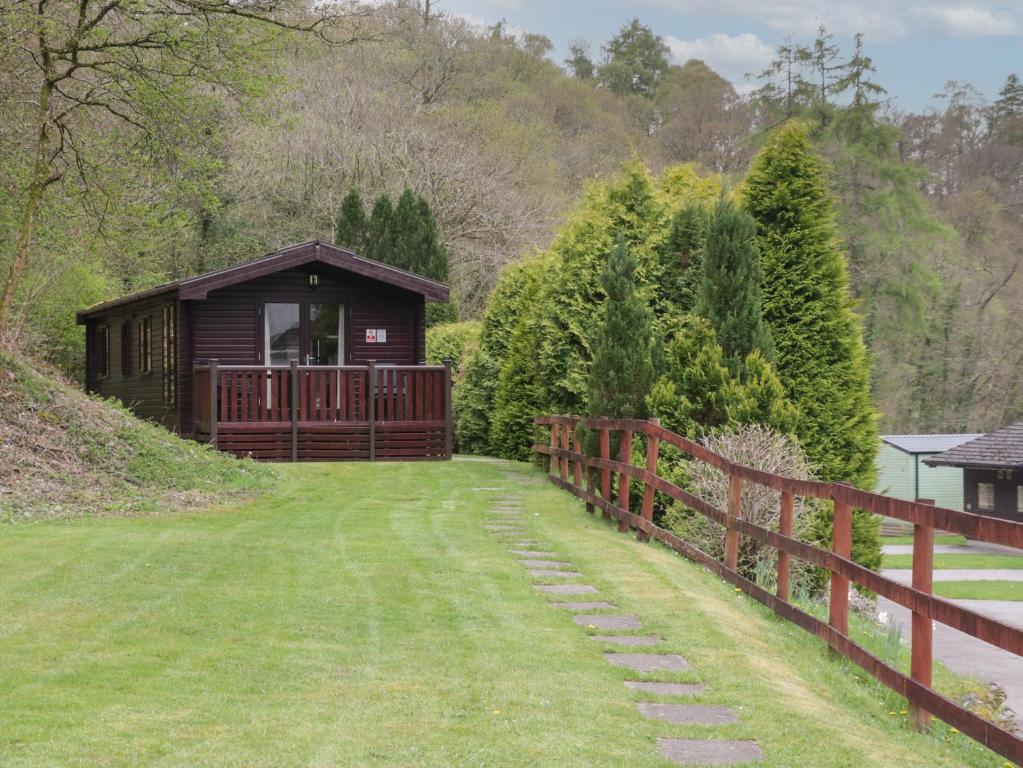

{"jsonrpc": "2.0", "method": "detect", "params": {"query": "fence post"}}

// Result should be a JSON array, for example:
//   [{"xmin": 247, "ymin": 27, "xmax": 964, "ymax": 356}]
[
  {"xmin": 778, "ymin": 491, "xmax": 794, "ymax": 602},
  {"xmin": 910, "ymin": 497, "xmax": 935, "ymax": 732},
  {"xmin": 290, "ymin": 360, "xmax": 299, "ymax": 462},
  {"xmin": 639, "ymin": 419, "xmax": 660, "ymax": 543},
  {"xmin": 617, "ymin": 429, "xmax": 633, "ymax": 533},
  {"xmin": 208, "ymin": 359, "xmax": 219, "ymax": 448},
  {"xmin": 443, "ymin": 359, "xmax": 453, "ymax": 460},
  {"xmin": 559, "ymin": 419, "xmax": 570, "ymax": 481},
  {"xmin": 599, "ymin": 422, "xmax": 611, "ymax": 520},
  {"xmin": 571, "ymin": 424, "xmax": 583, "ymax": 490},
  {"xmin": 367, "ymin": 361, "xmax": 376, "ymax": 462},
  {"xmin": 549, "ymin": 419, "xmax": 559, "ymax": 477},
  {"xmin": 724, "ymin": 473, "xmax": 742, "ymax": 571},
  {"xmin": 829, "ymin": 495, "xmax": 853, "ymax": 637}
]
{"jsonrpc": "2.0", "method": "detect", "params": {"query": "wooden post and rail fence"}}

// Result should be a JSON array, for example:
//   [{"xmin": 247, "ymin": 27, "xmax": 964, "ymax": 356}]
[
  {"xmin": 192, "ymin": 360, "xmax": 452, "ymax": 461},
  {"xmin": 535, "ymin": 414, "xmax": 1023, "ymax": 765}
]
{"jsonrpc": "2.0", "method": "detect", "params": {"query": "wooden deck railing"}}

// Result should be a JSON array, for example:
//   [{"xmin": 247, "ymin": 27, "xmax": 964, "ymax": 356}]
[
  {"xmin": 534, "ymin": 414, "xmax": 1023, "ymax": 764},
  {"xmin": 193, "ymin": 361, "xmax": 452, "ymax": 461}
]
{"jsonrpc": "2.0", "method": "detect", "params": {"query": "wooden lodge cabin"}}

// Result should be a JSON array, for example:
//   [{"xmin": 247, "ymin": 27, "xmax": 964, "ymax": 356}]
[
  {"xmin": 77, "ymin": 240, "xmax": 453, "ymax": 461},
  {"xmin": 925, "ymin": 420, "xmax": 1023, "ymax": 520}
]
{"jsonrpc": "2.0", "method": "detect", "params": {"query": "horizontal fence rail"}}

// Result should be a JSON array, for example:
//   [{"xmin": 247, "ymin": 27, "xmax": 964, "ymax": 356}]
[
  {"xmin": 534, "ymin": 414, "xmax": 1023, "ymax": 764},
  {"xmin": 192, "ymin": 361, "xmax": 452, "ymax": 462}
]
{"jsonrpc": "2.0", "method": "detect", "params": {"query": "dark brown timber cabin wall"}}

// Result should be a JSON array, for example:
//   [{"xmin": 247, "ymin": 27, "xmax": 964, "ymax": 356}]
[
  {"xmin": 925, "ymin": 420, "xmax": 1023, "ymax": 520},
  {"xmin": 77, "ymin": 240, "xmax": 450, "ymax": 438}
]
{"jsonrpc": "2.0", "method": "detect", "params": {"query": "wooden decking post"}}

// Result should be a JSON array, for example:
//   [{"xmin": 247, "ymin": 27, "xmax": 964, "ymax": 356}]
[
  {"xmin": 208, "ymin": 359, "xmax": 219, "ymax": 448},
  {"xmin": 290, "ymin": 360, "xmax": 299, "ymax": 462},
  {"xmin": 724, "ymin": 473, "xmax": 741, "ymax": 571},
  {"xmin": 367, "ymin": 361, "xmax": 376, "ymax": 462},
  {"xmin": 777, "ymin": 491, "xmax": 794, "ymax": 602},
  {"xmin": 599, "ymin": 422, "xmax": 611, "ymax": 520},
  {"xmin": 443, "ymin": 359, "xmax": 453, "ymax": 460},
  {"xmin": 638, "ymin": 419, "xmax": 660, "ymax": 543},
  {"xmin": 910, "ymin": 498, "xmax": 935, "ymax": 731},
  {"xmin": 617, "ymin": 429, "xmax": 633, "ymax": 533},
  {"xmin": 829, "ymin": 495, "xmax": 853, "ymax": 637}
]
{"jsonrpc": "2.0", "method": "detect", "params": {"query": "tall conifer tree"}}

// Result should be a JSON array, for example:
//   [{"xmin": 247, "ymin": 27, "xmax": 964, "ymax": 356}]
[
  {"xmin": 743, "ymin": 121, "xmax": 880, "ymax": 570},
  {"xmin": 334, "ymin": 189, "xmax": 367, "ymax": 252},
  {"xmin": 365, "ymin": 194, "xmax": 396, "ymax": 264},
  {"xmin": 588, "ymin": 236, "xmax": 655, "ymax": 424},
  {"xmin": 695, "ymin": 198, "xmax": 773, "ymax": 374}
]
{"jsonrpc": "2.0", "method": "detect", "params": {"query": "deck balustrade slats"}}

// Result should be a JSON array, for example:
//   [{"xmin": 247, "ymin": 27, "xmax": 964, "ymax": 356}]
[{"xmin": 193, "ymin": 364, "xmax": 451, "ymax": 461}]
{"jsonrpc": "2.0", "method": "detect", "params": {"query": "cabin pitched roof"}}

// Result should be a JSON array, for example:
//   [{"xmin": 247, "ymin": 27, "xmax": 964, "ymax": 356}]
[
  {"xmin": 923, "ymin": 421, "xmax": 1023, "ymax": 469},
  {"xmin": 77, "ymin": 240, "xmax": 449, "ymax": 321},
  {"xmin": 881, "ymin": 433, "xmax": 984, "ymax": 455}
]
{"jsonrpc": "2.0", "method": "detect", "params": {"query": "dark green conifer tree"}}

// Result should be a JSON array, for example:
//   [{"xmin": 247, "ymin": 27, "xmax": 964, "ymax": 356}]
[
  {"xmin": 334, "ymin": 188, "xmax": 367, "ymax": 252},
  {"xmin": 587, "ymin": 236, "xmax": 655, "ymax": 424},
  {"xmin": 743, "ymin": 121, "xmax": 880, "ymax": 572},
  {"xmin": 364, "ymin": 194, "xmax": 396, "ymax": 264},
  {"xmin": 695, "ymin": 198, "xmax": 773, "ymax": 374}
]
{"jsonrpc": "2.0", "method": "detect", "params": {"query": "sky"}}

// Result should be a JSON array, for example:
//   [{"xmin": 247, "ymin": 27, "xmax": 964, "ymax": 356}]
[{"xmin": 439, "ymin": 0, "xmax": 1023, "ymax": 111}]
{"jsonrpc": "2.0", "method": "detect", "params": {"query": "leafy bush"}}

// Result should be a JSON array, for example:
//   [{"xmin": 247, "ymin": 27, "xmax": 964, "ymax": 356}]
[{"xmin": 425, "ymin": 321, "xmax": 481, "ymax": 369}]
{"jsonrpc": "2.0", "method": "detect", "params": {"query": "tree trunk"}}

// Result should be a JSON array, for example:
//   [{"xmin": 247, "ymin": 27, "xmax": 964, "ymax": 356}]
[{"xmin": 0, "ymin": 81, "xmax": 55, "ymax": 342}]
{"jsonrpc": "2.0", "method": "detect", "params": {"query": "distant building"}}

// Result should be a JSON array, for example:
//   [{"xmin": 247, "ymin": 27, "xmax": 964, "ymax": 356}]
[
  {"xmin": 875, "ymin": 434, "xmax": 982, "ymax": 510},
  {"xmin": 925, "ymin": 421, "xmax": 1023, "ymax": 520}
]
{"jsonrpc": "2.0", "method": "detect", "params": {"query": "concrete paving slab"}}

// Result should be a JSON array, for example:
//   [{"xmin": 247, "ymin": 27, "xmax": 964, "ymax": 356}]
[
  {"xmin": 625, "ymin": 681, "xmax": 706, "ymax": 696},
  {"xmin": 573, "ymin": 614, "xmax": 642, "ymax": 630},
  {"xmin": 604, "ymin": 653, "xmax": 689, "ymax": 672},
  {"xmin": 657, "ymin": 739, "xmax": 762, "ymax": 765},
  {"xmin": 550, "ymin": 601, "xmax": 616, "ymax": 610},
  {"xmin": 533, "ymin": 583, "xmax": 597, "ymax": 594},
  {"xmin": 590, "ymin": 635, "xmax": 660, "ymax": 646},
  {"xmin": 508, "ymin": 550, "xmax": 556, "ymax": 558},
  {"xmin": 519, "ymin": 559, "xmax": 574, "ymax": 569},
  {"xmin": 638, "ymin": 703, "xmax": 737, "ymax": 725}
]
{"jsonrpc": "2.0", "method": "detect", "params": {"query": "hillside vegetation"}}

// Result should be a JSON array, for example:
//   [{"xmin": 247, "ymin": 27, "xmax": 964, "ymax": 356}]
[
  {"xmin": 0, "ymin": 351, "xmax": 272, "ymax": 522},
  {"xmin": 2, "ymin": 4, "xmax": 1021, "ymax": 433}
]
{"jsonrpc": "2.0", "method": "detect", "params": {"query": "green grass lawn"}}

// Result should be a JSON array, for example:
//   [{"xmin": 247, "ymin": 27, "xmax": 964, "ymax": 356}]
[
  {"xmin": 882, "ymin": 534, "xmax": 967, "ymax": 547},
  {"xmin": 883, "ymin": 553, "xmax": 1023, "ymax": 570},
  {"xmin": 0, "ymin": 460, "xmax": 1005, "ymax": 767},
  {"xmin": 934, "ymin": 581, "xmax": 1023, "ymax": 601}
]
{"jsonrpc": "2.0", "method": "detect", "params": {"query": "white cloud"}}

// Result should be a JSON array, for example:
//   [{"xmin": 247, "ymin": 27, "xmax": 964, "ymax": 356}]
[
  {"xmin": 643, "ymin": 0, "xmax": 910, "ymax": 39},
  {"xmin": 912, "ymin": 6, "xmax": 1021, "ymax": 37},
  {"xmin": 665, "ymin": 32, "xmax": 774, "ymax": 85}
]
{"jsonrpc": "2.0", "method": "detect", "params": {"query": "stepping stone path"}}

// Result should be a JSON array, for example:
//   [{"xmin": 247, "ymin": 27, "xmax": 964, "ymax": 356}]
[
  {"xmin": 638, "ymin": 703, "xmax": 738, "ymax": 725},
  {"xmin": 657, "ymin": 739, "xmax": 763, "ymax": 765},
  {"xmin": 573, "ymin": 614, "xmax": 642, "ymax": 630},
  {"xmin": 536, "ymin": 584, "xmax": 597, "ymax": 597},
  {"xmin": 487, "ymin": 485, "xmax": 761, "ymax": 764},
  {"xmin": 591, "ymin": 635, "xmax": 661, "ymax": 646},
  {"xmin": 624, "ymin": 681, "xmax": 706, "ymax": 696},
  {"xmin": 519, "ymin": 559, "xmax": 574, "ymax": 568},
  {"xmin": 604, "ymin": 653, "xmax": 690, "ymax": 672}
]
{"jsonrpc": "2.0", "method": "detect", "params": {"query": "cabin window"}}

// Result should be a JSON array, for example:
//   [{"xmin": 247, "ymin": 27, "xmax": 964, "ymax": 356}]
[
  {"xmin": 309, "ymin": 303, "xmax": 344, "ymax": 365},
  {"xmin": 120, "ymin": 321, "xmax": 132, "ymax": 376},
  {"xmin": 977, "ymin": 482, "xmax": 995, "ymax": 511},
  {"xmin": 1017, "ymin": 484, "xmax": 1023, "ymax": 515},
  {"xmin": 96, "ymin": 325, "xmax": 109, "ymax": 378},
  {"xmin": 265, "ymin": 303, "xmax": 300, "ymax": 365},
  {"xmin": 162, "ymin": 304, "xmax": 176, "ymax": 403},
  {"xmin": 138, "ymin": 317, "xmax": 152, "ymax": 374}
]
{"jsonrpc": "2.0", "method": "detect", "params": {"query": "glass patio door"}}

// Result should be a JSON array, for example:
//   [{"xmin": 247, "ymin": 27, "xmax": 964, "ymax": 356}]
[
  {"xmin": 263, "ymin": 302, "xmax": 344, "ymax": 366},
  {"xmin": 309, "ymin": 303, "xmax": 344, "ymax": 365}
]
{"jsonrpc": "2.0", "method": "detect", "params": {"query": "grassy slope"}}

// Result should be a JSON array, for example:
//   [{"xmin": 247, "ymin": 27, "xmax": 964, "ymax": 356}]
[
  {"xmin": 934, "ymin": 582, "xmax": 1023, "ymax": 601},
  {"xmin": 0, "ymin": 460, "xmax": 1003, "ymax": 767},
  {"xmin": 0, "ymin": 351, "xmax": 272, "ymax": 521},
  {"xmin": 883, "ymin": 535, "xmax": 967, "ymax": 547}
]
